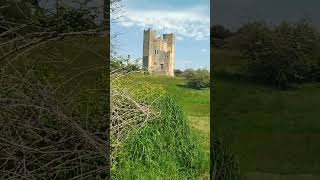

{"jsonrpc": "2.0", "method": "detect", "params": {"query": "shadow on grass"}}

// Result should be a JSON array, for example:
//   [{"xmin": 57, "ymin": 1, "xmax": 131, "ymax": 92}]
[
  {"xmin": 213, "ymin": 71, "xmax": 313, "ymax": 91},
  {"xmin": 176, "ymin": 84, "xmax": 208, "ymax": 90}
]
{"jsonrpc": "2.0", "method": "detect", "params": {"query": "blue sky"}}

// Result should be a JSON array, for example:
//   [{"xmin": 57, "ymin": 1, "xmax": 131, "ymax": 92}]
[{"xmin": 111, "ymin": 0, "xmax": 210, "ymax": 70}]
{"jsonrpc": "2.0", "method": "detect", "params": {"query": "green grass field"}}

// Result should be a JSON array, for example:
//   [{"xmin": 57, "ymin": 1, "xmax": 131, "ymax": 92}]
[{"xmin": 213, "ymin": 49, "xmax": 320, "ymax": 179}]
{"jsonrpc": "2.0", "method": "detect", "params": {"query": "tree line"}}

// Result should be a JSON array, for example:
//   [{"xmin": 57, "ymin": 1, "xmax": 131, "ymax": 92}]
[{"xmin": 212, "ymin": 20, "xmax": 320, "ymax": 88}]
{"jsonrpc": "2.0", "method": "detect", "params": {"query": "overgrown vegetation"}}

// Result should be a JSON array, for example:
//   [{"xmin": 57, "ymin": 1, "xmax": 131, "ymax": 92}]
[
  {"xmin": 212, "ymin": 20, "xmax": 320, "ymax": 88},
  {"xmin": 182, "ymin": 68, "xmax": 210, "ymax": 89},
  {"xmin": 0, "ymin": 63, "xmax": 108, "ymax": 179},
  {"xmin": 174, "ymin": 69, "xmax": 183, "ymax": 76},
  {"xmin": 114, "ymin": 69, "xmax": 242, "ymax": 180},
  {"xmin": 212, "ymin": 20, "xmax": 320, "ymax": 178},
  {"xmin": 110, "ymin": 60, "xmax": 209, "ymax": 179},
  {"xmin": 238, "ymin": 21, "xmax": 320, "ymax": 88},
  {"xmin": 111, "ymin": 56, "xmax": 142, "ymax": 73},
  {"xmin": 0, "ymin": 0, "xmax": 109, "ymax": 178}
]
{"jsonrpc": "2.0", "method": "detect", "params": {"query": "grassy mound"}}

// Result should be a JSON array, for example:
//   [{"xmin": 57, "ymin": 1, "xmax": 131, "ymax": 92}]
[{"xmin": 111, "ymin": 76, "xmax": 208, "ymax": 179}]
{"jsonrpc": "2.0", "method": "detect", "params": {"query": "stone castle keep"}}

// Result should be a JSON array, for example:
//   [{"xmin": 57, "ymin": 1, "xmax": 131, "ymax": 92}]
[{"xmin": 143, "ymin": 28, "xmax": 175, "ymax": 76}]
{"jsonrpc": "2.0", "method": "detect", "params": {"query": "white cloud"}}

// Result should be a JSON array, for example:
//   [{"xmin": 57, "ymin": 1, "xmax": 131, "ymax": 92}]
[
  {"xmin": 121, "ymin": 21, "xmax": 134, "ymax": 27},
  {"xmin": 176, "ymin": 36, "xmax": 184, "ymax": 41},
  {"xmin": 115, "ymin": 6, "xmax": 210, "ymax": 41}
]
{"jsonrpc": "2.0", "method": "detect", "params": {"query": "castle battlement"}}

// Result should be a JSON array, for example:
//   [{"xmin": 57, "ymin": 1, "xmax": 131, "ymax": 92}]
[{"xmin": 143, "ymin": 28, "xmax": 175, "ymax": 76}]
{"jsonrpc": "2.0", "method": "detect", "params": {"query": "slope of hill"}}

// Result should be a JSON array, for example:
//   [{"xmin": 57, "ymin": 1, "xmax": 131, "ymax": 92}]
[
  {"xmin": 213, "ymin": 48, "xmax": 320, "ymax": 178},
  {"xmin": 111, "ymin": 73, "xmax": 210, "ymax": 179},
  {"xmin": 126, "ymin": 73, "xmax": 210, "ymax": 152}
]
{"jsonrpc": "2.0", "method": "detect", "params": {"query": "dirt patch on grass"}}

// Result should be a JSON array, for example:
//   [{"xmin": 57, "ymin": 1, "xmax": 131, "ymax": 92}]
[
  {"xmin": 187, "ymin": 116, "xmax": 210, "ymax": 154},
  {"xmin": 187, "ymin": 116, "xmax": 210, "ymax": 134}
]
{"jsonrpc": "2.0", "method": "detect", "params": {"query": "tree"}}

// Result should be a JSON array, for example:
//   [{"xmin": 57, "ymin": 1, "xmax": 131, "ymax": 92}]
[
  {"xmin": 239, "ymin": 20, "xmax": 319, "ymax": 88},
  {"xmin": 211, "ymin": 25, "xmax": 232, "ymax": 39},
  {"xmin": 182, "ymin": 68, "xmax": 210, "ymax": 89},
  {"xmin": 211, "ymin": 25, "xmax": 233, "ymax": 48},
  {"xmin": 174, "ymin": 69, "xmax": 183, "ymax": 76}
]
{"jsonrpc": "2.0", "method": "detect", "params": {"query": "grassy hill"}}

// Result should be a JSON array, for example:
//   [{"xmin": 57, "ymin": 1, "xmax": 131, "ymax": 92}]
[
  {"xmin": 126, "ymin": 73, "xmax": 210, "ymax": 152},
  {"xmin": 117, "ymin": 73, "xmax": 210, "ymax": 179},
  {"xmin": 213, "ymin": 48, "xmax": 320, "ymax": 179}
]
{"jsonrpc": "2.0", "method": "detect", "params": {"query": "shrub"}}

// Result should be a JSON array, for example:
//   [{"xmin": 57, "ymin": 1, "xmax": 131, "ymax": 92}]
[
  {"xmin": 174, "ymin": 69, "xmax": 183, "ymax": 76},
  {"xmin": 182, "ymin": 68, "xmax": 210, "ymax": 89},
  {"xmin": 238, "ymin": 20, "xmax": 320, "ymax": 88},
  {"xmin": 111, "ymin": 56, "xmax": 142, "ymax": 73}
]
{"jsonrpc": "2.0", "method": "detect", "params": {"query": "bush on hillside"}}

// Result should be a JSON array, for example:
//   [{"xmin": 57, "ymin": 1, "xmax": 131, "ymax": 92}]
[
  {"xmin": 110, "ymin": 75, "xmax": 208, "ymax": 179},
  {"xmin": 174, "ymin": 69, "xmax": 183, "ymax": 76},
  {"xmin": 111, "ymin": 56, "xmax": 142, "ymax": 73},
  {"xmin": 237, "ymin": 20, "xmax": 320, "ymax": 88},
  {"xmin": 182, "ymin": 68, "xmax": 210, "ymax": 89}
]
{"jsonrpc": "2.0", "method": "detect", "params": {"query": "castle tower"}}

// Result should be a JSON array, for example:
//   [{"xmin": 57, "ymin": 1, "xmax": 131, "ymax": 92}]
[{"xmin": 143, "ymin": 28, "xmax": 175, "ymax": 76}]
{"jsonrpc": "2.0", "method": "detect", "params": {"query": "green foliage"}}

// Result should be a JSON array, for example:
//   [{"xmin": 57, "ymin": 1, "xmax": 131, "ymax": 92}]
[
  {"xmin": 112, "ymin": 95, "xmax": 208, "ymax": 179},
  {"xmin": 111, "ymin": 56, "xmax": 142, "ymax": 72},
  {"xmin": 125, "ymin": 73, "xmax": 210, "ymax": 117},
  {"xmin": 237, "ymin": 20, "xmax": 320, "ymax": 88},
  {"xmin": 174, "ymin": 69, "xmax": 183, "ymax": 76},
  {"xmin": 211, "ymin": 25, "xmax": 233, "ymax": 48},
  {"xmin": 57, "ymin": 5, "xmax": 98, "ymax": 32},
  {"xmin": 112, "ymin": 77, "xmax": 166, "ymax": 103},
  {"xmin": 182, "ymin": 68, "xmax": 210, "ymax": 89},
  {"xmin": 212, "ymin": 25, "xmax": 233, "ymax": 40}
]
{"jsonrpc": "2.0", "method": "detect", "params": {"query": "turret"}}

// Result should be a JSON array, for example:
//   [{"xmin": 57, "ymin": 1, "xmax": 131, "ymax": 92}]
[
  {"xmin": 143, "ymin": 28, "xmax": 155, "ymax": 70},
  {"xmin": 163, "ymin": 33, "xmax": 175, "ymax": 76}
]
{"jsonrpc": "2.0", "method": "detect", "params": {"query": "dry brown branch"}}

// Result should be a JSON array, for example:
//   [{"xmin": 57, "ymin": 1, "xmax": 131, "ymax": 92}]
[
  {"xmin": 110, "ymin": 70, "xmax": 164, "ymax": 160},
  {"xmin": 0, "ymin": 68, "xmax": 108, "ymax": 179}
]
